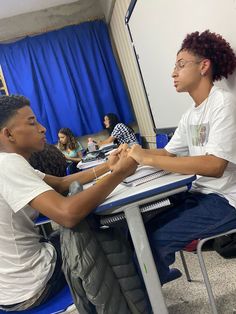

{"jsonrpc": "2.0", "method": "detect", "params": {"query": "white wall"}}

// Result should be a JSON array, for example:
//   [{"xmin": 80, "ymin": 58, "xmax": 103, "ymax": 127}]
[{"xmin": 109, "ymin": 0, "xmax": 156, "ymax": 147}]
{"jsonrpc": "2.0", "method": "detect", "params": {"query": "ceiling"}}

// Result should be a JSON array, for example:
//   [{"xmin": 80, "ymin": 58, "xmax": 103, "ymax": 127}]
[
  {"xmin": 0, "ymin": 0, "xmax": 78, "ymax": 20},
  {"xmin": 0, "ymin": 0, "xmax": 115, "ymax": 42}
]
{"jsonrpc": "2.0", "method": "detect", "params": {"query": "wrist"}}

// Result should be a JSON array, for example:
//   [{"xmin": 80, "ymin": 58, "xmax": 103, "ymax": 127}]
[
  {"xmin": 110, "ymin": 169, "xmax": 126, "ymax": 181},
  {"xmin": 104, "ymin": 161, "xmax": 111, "ymax": 172}
]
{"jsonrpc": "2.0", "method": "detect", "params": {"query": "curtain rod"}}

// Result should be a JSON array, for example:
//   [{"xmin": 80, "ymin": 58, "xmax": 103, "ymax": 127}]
[{"xmin": 0, "ymin": 15, "xmax": 105, "ymax": 43}]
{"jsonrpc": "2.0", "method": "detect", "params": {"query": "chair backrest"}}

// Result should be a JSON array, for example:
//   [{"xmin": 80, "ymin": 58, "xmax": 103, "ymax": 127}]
[
  {"xmin": 156, "ymin": 133, "xmax": 169, "ymax": 148},
  {"xmin": 0, "ymin": 284, "xmax": 73, "ymax": 314},
  {"xmin": 66, "ymin": 162, "xmax": 78, "ymax": 175},
  {"xmin": 135, "ymin": 133, "xmax": 143, "ymax": 147}
]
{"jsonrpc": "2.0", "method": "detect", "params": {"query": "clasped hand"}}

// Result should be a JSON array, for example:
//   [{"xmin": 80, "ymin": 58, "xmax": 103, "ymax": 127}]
[{"xmin": 107, "ymin": 144, "xmax": 139, "ymax": 178}]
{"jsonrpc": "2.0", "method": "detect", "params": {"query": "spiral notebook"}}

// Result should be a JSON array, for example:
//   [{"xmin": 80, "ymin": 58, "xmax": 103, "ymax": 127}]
[
  {"xmin": 100, "ymin": 198, "xmax": 171, "ymax": 226},
  {"xmin": 122, "ymin": 165, "xmax": 170, "ymax": 187}
]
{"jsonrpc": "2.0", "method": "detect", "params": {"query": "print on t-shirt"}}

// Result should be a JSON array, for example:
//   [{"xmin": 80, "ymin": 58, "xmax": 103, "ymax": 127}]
[{"xmin": 190, "ymin": 122, "xmax": 209, "ymax": 146}]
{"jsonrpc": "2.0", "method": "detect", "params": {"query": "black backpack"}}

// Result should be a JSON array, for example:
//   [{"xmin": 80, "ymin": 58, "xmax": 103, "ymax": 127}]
[{"xmin": 213, "ymin": 233, "xmax": 236, "ymax": 258}]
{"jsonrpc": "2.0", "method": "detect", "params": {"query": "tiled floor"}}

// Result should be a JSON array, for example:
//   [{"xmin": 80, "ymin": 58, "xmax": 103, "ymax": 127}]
[
  {"xmin": 53, "ymin": 221, "xmax": 236, "ymax": 313},
  {"xmin": 164, "ymin": 251, "xmax": 236, "ymax": 313}
]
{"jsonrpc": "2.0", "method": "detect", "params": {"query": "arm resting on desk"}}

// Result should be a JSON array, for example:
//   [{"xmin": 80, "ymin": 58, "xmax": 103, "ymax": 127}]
[
  {"xmin": 138, "ymin": 154, "xmax": 227, "ymax": 177},
  {"xmin": 127, "ymin": 145, "xmax": 227, "ymax": 177},
  {"xmin": 30, "ymin": 171, "xmax": 127, "ymax": 228},
  {"xmin": 30, "ymin": 155, "xmax": 137, "ymax": 228},
  {"xmin": 43, "ymin": 162, "xmax": 110, "ymax": 193}
]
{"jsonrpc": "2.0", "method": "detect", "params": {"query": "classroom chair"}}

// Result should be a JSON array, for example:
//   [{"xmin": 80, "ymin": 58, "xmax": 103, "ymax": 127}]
[
  {"xmin": 156, "ymin": 133, "xmax": 169, "ymax": 148},
  {"xmin": 180, "ymin": 228, "xmax": 236, "ymax": 314},
  {"xmin": 135, "ymin": 132, "xmax": 143, "ymax": 147},
  {"xmin": 35, "ymin": 214, "xmax": 53, "ymax": 239},
  {"xmin": 66, "ymin": 162, "xmax": 79, "ymax": 175},
  {"xmin": 0, "ymin": 284, "xmax": 74, "ymax": 314}
]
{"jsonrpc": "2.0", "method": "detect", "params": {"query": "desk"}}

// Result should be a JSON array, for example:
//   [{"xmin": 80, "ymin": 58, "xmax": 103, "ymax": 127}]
[
  {"xmin": 95, "ymin": 173, "xmax": 196, "ymax": 314},
  {"xmin": 77, "ymin": 144, "xmax": 117, "ymax": 170}
]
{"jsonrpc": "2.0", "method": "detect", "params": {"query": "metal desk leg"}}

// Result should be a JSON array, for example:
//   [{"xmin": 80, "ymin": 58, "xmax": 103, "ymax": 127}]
[{"xmin": 124, "ymin": 205, "xmax": 168, "ymax": 314}]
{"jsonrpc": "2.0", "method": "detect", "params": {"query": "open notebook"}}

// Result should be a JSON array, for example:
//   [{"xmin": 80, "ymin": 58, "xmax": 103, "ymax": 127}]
[{"xmin": 122, "ymin": 165, "xmax": 170, "ymax": 187}]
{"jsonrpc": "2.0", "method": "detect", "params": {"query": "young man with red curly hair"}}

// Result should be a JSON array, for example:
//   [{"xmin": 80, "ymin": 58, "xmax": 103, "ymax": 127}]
[{"xmin": 123, "ymin": 30, "xmax": 236, "ymax": 284}]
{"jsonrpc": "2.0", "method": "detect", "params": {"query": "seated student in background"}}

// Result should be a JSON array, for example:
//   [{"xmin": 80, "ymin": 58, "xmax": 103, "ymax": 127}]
[
  {"xmin": 0, "ymin": 95, "xmax": 137, "ymax": 311},
  {"xmin": 98, "ymin": 113, "xmax": 137, "ymax": 146},
  {"xmin": 29, "ymin": 143, "xmax": 67, "ymax": 177},
  {"xmin": 117, "ymin": 30, "xmax": 236, "ymax": 284},
  {"xmin": 57, "ymin": 127, "xmax": 83, "ymax": 163}
]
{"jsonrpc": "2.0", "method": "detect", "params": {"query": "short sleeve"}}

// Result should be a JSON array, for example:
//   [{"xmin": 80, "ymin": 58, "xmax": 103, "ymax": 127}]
[
  {"xmin": 111, "ymin": 124, "xmax": 122, "ymax": 138},
  {"xmin": 165, "ymin": 116, "xmax": 189, "ymax": 156},
  {"xmin": 0, "ymin": 154, "xmax": 53, "ymax": 213},
  {"xmin": 34, "ymin": 169, "xmax": 46, "ymax": 179},
  {"xmin": 76, "ymin": 141, "xmax": 83, "ymax": 151},
  {"xmin": 205, "ymin": 99, "xmax": 236, "ymax": 164}
]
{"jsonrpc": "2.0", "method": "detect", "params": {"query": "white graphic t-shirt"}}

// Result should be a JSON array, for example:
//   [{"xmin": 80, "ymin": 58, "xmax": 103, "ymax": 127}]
[
  {"xmin": 165, "ymin": 86, "xmax": 236, "ymax": 208},
  {"xmin": 0, "ymin": 153, "xmax": 55, "ymax": 305}
]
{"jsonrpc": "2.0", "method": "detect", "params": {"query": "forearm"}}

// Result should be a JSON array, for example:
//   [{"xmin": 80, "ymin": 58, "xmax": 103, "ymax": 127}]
[
  {"xmin": 66, "ymin": 157, "xmax": 81, "ymax": 162},
  {"xmin": 31, "ymin": 169, "xmax": 127, "ymax": 228},
  {"xmin": 127, "ymin": 146, "xmax": 175, "ymax": 165},
  {"xmin": 148, "ymin": 148, "xmax": 175, "ymax": 157},
  {"xmin": 44, "ymin": 162, "xmax": 110, "ymax": 193},
  {"xmin": 141, "ymin": 154, "xmax": 227, "ymax": 177},
  {"xmin": 66, "ymin": 151, "xmax": 82, "ymax": 163},
  {"xmin": 99, "ymin": 136, "xmax": 114, "ymax": 146},
  {"xmin": 60, "ymin": 171, "xmax": 126, "ymax": 226}
]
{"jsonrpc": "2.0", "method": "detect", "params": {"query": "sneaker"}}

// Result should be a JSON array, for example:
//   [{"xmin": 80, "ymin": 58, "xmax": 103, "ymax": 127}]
[{"xmin": 162, "ymin": 268, "xmax": 182, "ymax": 285}]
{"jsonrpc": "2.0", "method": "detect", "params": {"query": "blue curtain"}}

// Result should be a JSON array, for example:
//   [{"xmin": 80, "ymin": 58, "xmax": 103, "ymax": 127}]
[{"xmin": 0, "ymin": 20, "xmax": 134, "ymax": 143}]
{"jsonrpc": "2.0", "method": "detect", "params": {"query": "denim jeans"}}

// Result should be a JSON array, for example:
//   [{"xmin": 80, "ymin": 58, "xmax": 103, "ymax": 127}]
[{"xmin": 146, "ymin": 192, "xmax": 236, "ymax": 284}]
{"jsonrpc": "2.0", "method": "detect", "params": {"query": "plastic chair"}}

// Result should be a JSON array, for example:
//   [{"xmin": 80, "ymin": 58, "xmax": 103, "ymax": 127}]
[
  {"xmin": 180, "ymin": 228, "xmax": 236, "ymax": 314},
  {"xmin": 66, "ymin": 162, "xmax": 78, "ymax": 175},
  {"xmin": 156, "ymin": 133, "xmax": 169, "ymax": 148},
  {"xmin": 135, "ymin": 132, "xmax": 143, "ymax": 147},
  {"xmin": 35, "ymin": 215, "xmax": 52, "ymax": 239},
  {"xmin": 0, "ymin": 284, "xmax": 74, "ymax": 314}
]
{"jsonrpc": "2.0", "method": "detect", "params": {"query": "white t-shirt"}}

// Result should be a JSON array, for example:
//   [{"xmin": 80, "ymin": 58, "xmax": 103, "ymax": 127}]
[
  {"xmin": 0, "ymin": 152, "xmax": 55, "ymax": 305},
  {"xmin": 165, "ymin": 86, "xmax": 236, "ymax": 208}
]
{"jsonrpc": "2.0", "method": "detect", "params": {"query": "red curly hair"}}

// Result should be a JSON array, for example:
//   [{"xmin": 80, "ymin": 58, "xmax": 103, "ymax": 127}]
[{"xmin": 179, "ymin": 30, "xmax": 236, "ymax": 81}]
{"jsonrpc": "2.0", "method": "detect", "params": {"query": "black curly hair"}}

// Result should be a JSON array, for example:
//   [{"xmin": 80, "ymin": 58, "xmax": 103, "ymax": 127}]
[
  {"xmin": 179, "ymin": 30, "xmax": 236, "ymax": 81},
  {"xmin": 29, "ymin": 143, "xmax": 67, "ymax": 176},
  {"xmin": 0, "ymin": 95, "xmax": 30, "ymax": 129}
]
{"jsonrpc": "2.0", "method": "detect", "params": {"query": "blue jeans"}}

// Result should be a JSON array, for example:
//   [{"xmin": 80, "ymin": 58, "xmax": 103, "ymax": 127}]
[{"xmin": 146, "ymin": 192, "xmax": 236, "ymax": 284}]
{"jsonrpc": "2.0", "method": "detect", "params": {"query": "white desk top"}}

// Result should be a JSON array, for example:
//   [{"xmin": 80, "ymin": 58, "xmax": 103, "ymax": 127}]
[{"xmin": 95, "ymin": 173, "xmax": 196, "ymax": 214}]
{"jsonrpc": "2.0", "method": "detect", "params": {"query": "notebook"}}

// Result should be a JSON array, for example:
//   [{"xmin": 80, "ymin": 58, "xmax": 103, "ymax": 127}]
[
  {"xmin": 77, "ymin": 159, "xmax": 106, "ymax": 170},
  {"xmin": 122, "ymin": 165, "xmax": 170, "ymax": 187},
  {"xmin": 100, "ymin": 198, "xmax": 171, "ymax": 226},
  {"xmin": 99, "ymin": 143, "xmax": 118, "ymax": 153}
]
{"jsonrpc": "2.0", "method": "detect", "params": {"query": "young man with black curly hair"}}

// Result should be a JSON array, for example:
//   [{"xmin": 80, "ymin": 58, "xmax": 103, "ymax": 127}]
[
  {"xmin": 0, "ymin": 95, "xmax": 137, "ymax": 311},
  {"xmin": 118, "ymin": 30, "xmax": 236, "ymax": 284}
]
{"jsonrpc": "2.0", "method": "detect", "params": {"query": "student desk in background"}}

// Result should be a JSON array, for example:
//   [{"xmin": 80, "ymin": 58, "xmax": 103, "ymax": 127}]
[
  {"xmin": 77, "ymin": 144, "xmax": 117, "ymax": 170},
  {"xmin": 95, "ymin": 173, "xmax": 196, "ymax": 314}
]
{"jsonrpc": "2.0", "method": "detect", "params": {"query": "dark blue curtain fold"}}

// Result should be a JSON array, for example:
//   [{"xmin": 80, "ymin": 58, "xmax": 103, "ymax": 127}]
[{"xmin": 0, "ymin": 20, "xmax": 134, "ymax": 143}]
